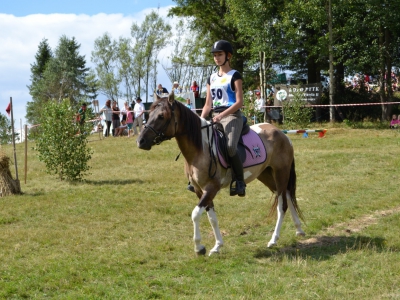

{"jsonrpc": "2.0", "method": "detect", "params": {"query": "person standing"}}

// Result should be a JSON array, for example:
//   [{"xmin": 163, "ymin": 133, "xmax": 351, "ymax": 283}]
[
  {"xmin": 132, "ymin": 97, "xmax": 145, "ymax": 136},
  {"xmin": 124, "ymin": 101, "xmax": 134, "ymax": 137},
  {"xmin": 172, "ymin": 81, "xmax": 180, "ymax": 94},
  {"xmin": 190, "ymin": 80, "xmax": 200, "ymax": 98},
  {"xmin": 111, "ymin": 101, "xmax": 121, "ymax": 136},
  {"xmin": 254, "ymin": 91, "xmax": 265, "ymax": 123},
  {"xmin": 200, "ymin": 39, "xmax": 246, "ymax": 197},
  {"xmin": 99, "ymin": 99, "xmax": 112, "ymax": 137}
]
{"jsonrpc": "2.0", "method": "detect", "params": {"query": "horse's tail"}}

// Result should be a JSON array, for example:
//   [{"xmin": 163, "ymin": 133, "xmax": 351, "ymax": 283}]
[
  {"xmin": 288, "ymin": 158, "xmax": 305, "ymax": 222},
  {"xmin": 269, "ymin": 158, "xmax": 305, "ymax": 222}
]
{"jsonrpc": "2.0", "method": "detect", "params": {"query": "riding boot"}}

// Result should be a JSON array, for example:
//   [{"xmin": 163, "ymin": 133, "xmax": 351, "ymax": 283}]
[{"xmin": 229, "ymin": 152, "xmax": 246, "ymax": 197}]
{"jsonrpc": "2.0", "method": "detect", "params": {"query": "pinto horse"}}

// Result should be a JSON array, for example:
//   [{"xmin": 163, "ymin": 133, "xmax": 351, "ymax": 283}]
[{"xmin": 137, "ymin": 93, "xmax": 305, "ymax": 256}]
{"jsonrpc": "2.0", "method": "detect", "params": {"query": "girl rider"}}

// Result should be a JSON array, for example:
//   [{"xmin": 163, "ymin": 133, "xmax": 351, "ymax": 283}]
[{"xmin": 201, "ymin": 40, "xmax": 246, "ymax": 197}]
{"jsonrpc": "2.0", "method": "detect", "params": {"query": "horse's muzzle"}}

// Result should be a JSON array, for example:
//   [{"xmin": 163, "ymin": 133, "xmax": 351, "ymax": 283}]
[{"xmin": 136, "ymin": 136, "xmax": 153, "ymax": 150}]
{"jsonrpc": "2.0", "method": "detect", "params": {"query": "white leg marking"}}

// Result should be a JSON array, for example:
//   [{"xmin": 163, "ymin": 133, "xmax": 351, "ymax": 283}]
[
  {"xmin": 191, "ymin": 206, "xmax": 206, "ymax": 253},
  {"xmin": 207, "ymin": 208, "xmax": 224, "ymax": 255},
  {"xmin": 286, "ymin": 191, "xmax": 305, "ymax": 237},
  {"xmin": 268, "ymin": 195, "xmax": 285, "ymax": 248}
]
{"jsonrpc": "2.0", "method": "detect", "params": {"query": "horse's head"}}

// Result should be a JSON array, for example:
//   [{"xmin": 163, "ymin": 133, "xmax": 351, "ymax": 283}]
[{"xmin": 137, "ymin": 92, "xmax": 177, "ymax": 150}]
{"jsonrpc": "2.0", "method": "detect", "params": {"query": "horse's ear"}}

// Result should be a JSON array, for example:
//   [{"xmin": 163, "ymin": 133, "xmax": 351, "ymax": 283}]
[
  {"xmin": 154, "ymin": 92, "xmax": 160, "ymax": 100},
  {"xmin": 168, "ymin": 91, "xmax": 175, "ymax": 104}
]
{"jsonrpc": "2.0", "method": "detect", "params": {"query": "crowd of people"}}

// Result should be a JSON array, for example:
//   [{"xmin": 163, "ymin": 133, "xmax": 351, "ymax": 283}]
[
  {"xmin": 97, "ymin": 97, "xmax": 145, "ymax": 137},
  {"xmin": 348, "ymin": 72, "xmax": 399, "ymax": 92}
]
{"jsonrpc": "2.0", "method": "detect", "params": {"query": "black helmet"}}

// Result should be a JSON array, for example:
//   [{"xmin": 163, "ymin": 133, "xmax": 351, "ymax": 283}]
[{"xmin": 211, "ymin": 40, "xmax": 233, "ymax": 54}]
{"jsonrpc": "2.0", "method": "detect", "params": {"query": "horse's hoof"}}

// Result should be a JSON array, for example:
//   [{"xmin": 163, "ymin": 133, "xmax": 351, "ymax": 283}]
[
  {"xmin": 196, "ymin": 247, "xmax": 206, "ymax": 256},
  {"xmin": 267, "ymin": 242, "xmax": 277, "ymax": 248},
  {"xmin": 209, "ymin": 250, "xmax": 220, "ymax": 256},
  {"xmin": 296, "ymin": 231, "xmax": 306, "ymax": 237}
]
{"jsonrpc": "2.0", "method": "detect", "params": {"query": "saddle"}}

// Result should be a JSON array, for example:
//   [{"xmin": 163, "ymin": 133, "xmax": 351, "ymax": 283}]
[{"xmin": 214, "ymin": 116, "xmax": 267, "ymax": 169}]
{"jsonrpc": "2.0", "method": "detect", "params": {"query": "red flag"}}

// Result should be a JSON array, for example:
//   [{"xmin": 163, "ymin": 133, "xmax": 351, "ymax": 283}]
[{"xmin": 5, "ymin": 102, "xmax": 11, "ymax": 116}]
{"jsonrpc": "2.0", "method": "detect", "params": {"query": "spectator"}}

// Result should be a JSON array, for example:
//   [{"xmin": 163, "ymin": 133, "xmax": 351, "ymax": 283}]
[
  {"xmin": 114, "ymin": 120, "xmax": 128, "ymax": 136},
  {"xmin": 132, "ymin": 97, "xmax": 145, "ymax": 136},
  {"xmin": 172, "ymin": 81, "xmax": 180, "ymax": 94},
  {"xmin": 77, "ymin": 103, "xmax": 87, "ymax": 126},
  {"xmin": 124, "ymin": 101, "xmax": 134, "ymax": 137},
  {"xmin": 190, "ymin": 81, "xmax": 200, "ymax": 98},
  {"xmin": 120, "ymin": 101, "xmax": 127, "ymax": 122},
  {"xmin": 185, "ymin": 98, "xmax": 192, "ymax": 109},
  {"xmin": 390, "ymin": 114, "xmax": 399, "ymax": 129},
  {"xmin": 111, "ymin": 101, "xmax": 121, "ymax": 136},
  {"xmin": 364, "ymin": 74, "xmax": 371, "ymax": 92},
  {"xmin": 391, "ymin": 72, "xmax": 398, "ymax": 91},
  {"xmin": 99, "ymin": 99, "xmax": 112, "ymax": 137},
  {"xmin": 156, "ymin": 84, "xmax": 169, "ymax": 96},
  {"xmin": 265, "ymin": 98, "xmax": 273, "ymax": 123},
  {"xmin": 254, "ymin": 91, "xmax": 265, "ymax": 123},
  {"xmin": 352, "ymin": 74, "xmax": 360, "ymax": 89}
]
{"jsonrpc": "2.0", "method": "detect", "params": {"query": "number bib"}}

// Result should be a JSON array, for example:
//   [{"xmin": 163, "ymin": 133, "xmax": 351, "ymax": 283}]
[{"xmin": 210, "ymin": 69, "xmax": 238, "ymax": 108}]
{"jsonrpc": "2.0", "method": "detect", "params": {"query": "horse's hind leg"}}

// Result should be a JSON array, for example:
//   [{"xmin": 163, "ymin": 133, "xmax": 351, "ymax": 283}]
[
  {"xmin": 286, "ymin": 190, "xmax": 305, "ymax": 237},
  {"xmin": 267, "ymin": 194, "xmax": 285, "ymax": 248}
]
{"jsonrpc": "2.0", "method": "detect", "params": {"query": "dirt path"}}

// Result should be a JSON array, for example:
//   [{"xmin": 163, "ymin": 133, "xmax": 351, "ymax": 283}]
[{"xmin": 288, "ymin": 206, "xmax": 400, "ymax": 249}]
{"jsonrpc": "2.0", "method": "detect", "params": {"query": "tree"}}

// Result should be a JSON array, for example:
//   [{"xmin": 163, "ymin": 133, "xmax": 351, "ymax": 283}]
[
  {"xmin": 35, "ymin": 100, "xmax": 92, "ymax": 181},
  {"xmin": 91, "ymin": 33, "xmax": 121, "ymax": 101},
  {"xmin": 0, "ymin": 113, "xmax": 13, "ymax": 145},
  {"xmin": 130, "ymin": 10, "xmax": 172, "ymax": 102},
  {"xmin": 26, "ymin": 38, "xmax": 53, "ymax": 125},
  {"xmin": 169, "ymin": 0, "xmax": 246, "ymax": 74},
  {"xmin": 162, "ymin": 19, "xmax": 214, "ymax": 93},
  {"xmin": 27, "ymin": 36, "xmax": 95, "ymax": 126}
]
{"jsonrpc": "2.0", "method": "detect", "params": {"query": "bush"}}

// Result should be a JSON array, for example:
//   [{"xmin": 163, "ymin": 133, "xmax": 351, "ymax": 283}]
[
  {"xmin": 36, "ymin": 99, "xmax": 93, "ymax": 181},
  {"xmin": 282, "ymin": 90, "xmax": 314, "ymax": 129}
]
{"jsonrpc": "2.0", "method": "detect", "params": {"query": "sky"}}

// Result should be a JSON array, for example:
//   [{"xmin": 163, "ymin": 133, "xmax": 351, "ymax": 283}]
[{"xmin": 0, "ymin": 0, "xmax": 176, "ymax": 127}]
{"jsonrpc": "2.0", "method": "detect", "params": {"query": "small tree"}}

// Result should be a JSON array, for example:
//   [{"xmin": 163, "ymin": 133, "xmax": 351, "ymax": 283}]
[
  {"xmin": 282, "ymin": 91, "xmax": 314, "ymax": 129},
  {"xmin": 36, "ymin": 100, "xmax": 92, "ymax": 181}
]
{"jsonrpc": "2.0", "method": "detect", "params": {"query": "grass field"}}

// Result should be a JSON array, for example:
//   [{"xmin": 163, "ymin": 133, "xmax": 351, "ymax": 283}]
[{"xmin": 1, "ymin": 127, "xmax": 400, "ymax": 299}]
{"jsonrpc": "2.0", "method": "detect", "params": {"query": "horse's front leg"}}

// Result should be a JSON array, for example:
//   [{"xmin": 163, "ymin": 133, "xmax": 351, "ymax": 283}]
[
  {"xmin": 206, "ymin": 204, "xmax": 223, "ymax": 256},
  {"xmin": 191, "ymin": 205, "xmax": 206, "ymax": 255},
  {"xmin": 191, "ymin": 190, "xmax": 218, "ymax": 256}
]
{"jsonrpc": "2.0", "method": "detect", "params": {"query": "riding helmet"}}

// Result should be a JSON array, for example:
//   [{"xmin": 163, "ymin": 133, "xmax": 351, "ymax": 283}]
[{"xmin": 211, "ymin": 40, "xmax": 233, "ymax": 54}]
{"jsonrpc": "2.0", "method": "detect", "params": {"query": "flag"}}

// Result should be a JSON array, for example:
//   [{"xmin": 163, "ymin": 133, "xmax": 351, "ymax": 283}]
[{"xmin": 5, "ymin": 102, "xmax": 11, "ymax": 116}]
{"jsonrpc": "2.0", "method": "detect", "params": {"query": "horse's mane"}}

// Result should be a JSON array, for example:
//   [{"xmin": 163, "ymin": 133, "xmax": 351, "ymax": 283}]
[{"xmin": 150, "ymin": 98, "xmax": 203, "ymax": 152}]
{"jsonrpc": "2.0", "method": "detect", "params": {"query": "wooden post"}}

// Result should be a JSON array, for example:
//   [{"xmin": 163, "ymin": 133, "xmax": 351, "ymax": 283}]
[
  {"xmin": 24, "ymin": 124, "xmax": 28, "ymax": 184},
  {"xmin": 10, "ymin": 97, "xmax": 18, "ymax": 180}
]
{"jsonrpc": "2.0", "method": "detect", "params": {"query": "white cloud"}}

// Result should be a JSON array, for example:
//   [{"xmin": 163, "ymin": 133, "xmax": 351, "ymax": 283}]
[{"xmin": 0, "ymin": 6, "xmax": 175, "ymax": 124}]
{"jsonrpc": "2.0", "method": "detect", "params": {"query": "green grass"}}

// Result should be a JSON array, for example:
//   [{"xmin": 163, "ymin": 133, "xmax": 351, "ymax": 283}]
[{"xmin": 1, "ymin": 128, "xmax": 400, "ymax": 299}]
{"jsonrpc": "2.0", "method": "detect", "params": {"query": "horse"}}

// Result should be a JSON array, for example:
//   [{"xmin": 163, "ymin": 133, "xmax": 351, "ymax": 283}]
[{"xmin": 137, "ymin": 93, "xmax": 305, "ymax": 256}]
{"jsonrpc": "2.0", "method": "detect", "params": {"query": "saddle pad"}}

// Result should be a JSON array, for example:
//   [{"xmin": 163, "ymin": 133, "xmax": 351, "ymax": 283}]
[{"xmin": 217, "ymin": 129, "xmax": 267, "ymax": 169}]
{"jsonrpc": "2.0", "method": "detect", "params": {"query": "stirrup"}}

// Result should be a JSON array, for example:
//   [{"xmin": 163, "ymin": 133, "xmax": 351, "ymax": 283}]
[{"xmin": 236, "ymin": 180, "xmax": 246, "ymax": 197}]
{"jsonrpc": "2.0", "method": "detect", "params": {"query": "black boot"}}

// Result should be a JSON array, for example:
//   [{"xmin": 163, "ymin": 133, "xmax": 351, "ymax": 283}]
[{"xmin": 229, "ymin": 152, "xmax": 246, "ymax": 197}]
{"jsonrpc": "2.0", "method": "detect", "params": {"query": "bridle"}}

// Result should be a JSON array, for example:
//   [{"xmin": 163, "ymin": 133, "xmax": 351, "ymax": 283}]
[
  {"xmin": 143, "ymin": 101, "xmax": 177, "ymax": 145},
  {"xmin": 145, "ymin": 100, "xmax": 217, "ymax": 179}
]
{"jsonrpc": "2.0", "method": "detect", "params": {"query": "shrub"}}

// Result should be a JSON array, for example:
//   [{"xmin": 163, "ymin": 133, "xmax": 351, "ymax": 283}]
[
  {"xmin": 36, "ymin": 99, "xmax": 93, "ymax": 181},
  {"xmin": 282, "ymin": 90, "xmax": 314, "ymax": 129}
]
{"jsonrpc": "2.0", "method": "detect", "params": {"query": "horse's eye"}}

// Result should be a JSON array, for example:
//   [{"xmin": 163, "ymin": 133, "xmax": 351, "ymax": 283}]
[{"xmin": 158, "ymin": 114, "xmax": 164, "ymax": 120}]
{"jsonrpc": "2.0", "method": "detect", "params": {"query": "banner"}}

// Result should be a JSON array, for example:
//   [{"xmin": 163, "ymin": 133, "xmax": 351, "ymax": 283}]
[{"xmin": 274, "ymin": 83, "xmax": 322, "ymax": 105}]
